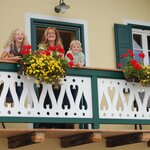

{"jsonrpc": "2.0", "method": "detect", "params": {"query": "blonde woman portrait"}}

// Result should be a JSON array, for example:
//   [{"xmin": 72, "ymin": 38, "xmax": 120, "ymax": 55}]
[{"xmin": 1, "ymin": 28, "xmax": 29, "ymax": 61}]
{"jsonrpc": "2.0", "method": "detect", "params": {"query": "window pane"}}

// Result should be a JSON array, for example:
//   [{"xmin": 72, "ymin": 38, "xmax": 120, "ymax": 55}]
[
  {"xmin": 36, "ymin": 27, "xmax": 76, "ymax": 54},
  {"xmin": 147, "ymin": 36, "xmax": 150, "ymax": 50},
  {"xmin": 134, "ymin": 50, "xmax": 143, "ymax": 63},
  {"xmin": 133, "ymin": 34, "xmax": 142, "ymax": 49},
  {"xmin": 148, "ymin": 51, "xmax": 150, "ymax": 64}
]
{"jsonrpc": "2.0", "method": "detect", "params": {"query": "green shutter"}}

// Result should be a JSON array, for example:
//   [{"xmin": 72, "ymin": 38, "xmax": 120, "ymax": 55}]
[{"xmin": 114, "ymin": 24, "xmax": 133, "ymax": 68}]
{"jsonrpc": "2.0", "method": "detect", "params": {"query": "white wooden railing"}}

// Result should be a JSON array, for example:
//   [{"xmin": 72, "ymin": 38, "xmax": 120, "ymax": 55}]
[
  {"xmin": 0, "ymin": 72, "xmax": 93, "ymax": 118},
  {"xmin": 98, "ymin": 78, "xmax": 150, "ymax": 120},
  {"xmin": 0, "ymin": 64, "xmax": 150, "ymax": 128}
]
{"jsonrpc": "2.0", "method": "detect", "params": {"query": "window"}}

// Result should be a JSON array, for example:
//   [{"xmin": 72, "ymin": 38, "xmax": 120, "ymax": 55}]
[
  {"xmin": 132, "ymin": 29, "xmax": 150, "ymax": 65},
  {"xmin": 25, "ymin": 13, "xmax": 89, "ymax": 66},
  {"xmin": 36, "ymin": 27, "xmax": 76, "ymax": 54},
  {"xmin": 31, "ymin": 18, "xmax": 85, "ymax": 52},
  {"xmin": 114, "ymin": 23, "xmax": 150, "ymax": 68}
]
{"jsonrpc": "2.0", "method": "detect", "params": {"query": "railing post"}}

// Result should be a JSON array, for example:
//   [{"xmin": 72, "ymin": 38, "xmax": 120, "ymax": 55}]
[{"xmin": 91, "ymin": 75, "xmax": 100, "ymax": 129}]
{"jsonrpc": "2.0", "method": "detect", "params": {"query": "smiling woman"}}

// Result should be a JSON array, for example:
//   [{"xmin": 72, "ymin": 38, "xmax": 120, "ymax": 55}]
[
  {"xmin": 0, "ymin": 28, "xmax": 30, "ymax": 105},
  {"xmin": 36, "ymin": 27, "xmax": 75, "ymax": 55},
  {"xmin": 38, "ymin": 27, "xmax": 63, "ymax": 51},
  {"xmin": 1, "ymin": 28, "xmax": 29, "ymax": 61}
]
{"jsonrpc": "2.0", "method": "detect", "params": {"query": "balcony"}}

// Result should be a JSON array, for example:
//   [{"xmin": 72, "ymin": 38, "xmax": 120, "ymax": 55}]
[{"xmin": 0, "ymin": 61, "xmax": 150, "ymax": 148}]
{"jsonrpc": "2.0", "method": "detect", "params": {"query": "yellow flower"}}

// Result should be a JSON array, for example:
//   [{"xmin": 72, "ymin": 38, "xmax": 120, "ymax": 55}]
[
  {"xmin": 29, "ymin": 69, "xmax": 33, "ymax": 74},
  {"xmin": 21, "ymin": 49, "xmax": 68, "ymax": 86}
]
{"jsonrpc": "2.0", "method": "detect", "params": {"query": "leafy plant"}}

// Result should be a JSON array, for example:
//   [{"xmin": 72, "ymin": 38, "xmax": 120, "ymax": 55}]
[
  {"xmin": 118, "ymin": 49, "xmax": 148, "ymax": 85},
  {"xmin": 140, "ymin": 65, "xmax": 150, "ymax": 86},
  {"xmin": 19, "ymin": 45, "xmax": 72, "ymax": 88}
]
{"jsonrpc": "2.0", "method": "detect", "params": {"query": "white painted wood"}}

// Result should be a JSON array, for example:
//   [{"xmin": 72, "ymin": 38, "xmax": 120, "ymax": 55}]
[
  {"xmin": 0, "ymin": 72, "xmax": 93, "ymax": 118},
  {"xmin": 98, "ymin": 78, "xmax": 150, "ymax": 119}
]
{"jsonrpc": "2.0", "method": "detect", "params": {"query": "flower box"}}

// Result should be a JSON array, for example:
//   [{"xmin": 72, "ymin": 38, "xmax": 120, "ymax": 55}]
[
  {"xmin": 125, "ymin": 76, "xmax": 139, "ymax": 83},
  {"xmin": 19, "ymin": 45, "xmax": 71, "ymax": 88},
  {"xmin": 118, "ymin": 49, "xmax": 150, "ymax": 86}
]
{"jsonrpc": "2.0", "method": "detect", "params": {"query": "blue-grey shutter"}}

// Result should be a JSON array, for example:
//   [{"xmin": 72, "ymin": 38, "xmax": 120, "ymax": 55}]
[{"xmin": 114, "ymin": 24, "xmax": 133, "ymax": 68}]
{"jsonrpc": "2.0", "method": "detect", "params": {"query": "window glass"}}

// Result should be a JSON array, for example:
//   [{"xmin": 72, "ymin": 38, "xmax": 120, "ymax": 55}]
[
  {"xmin": 147, "ymin": 36, "xmax": 150, "ymax": 50},
  {"xmin": 132, "ymin": 33, "xmax": 143, "ymax": 63},
  {"xmin": 148, "ymin": 51, "xmax": 150, "ymax": 64},
  {"xmin": 133, "ymin": 34, "xmax": 142, "ymax": 49},
  {"xmin": 134, "ymin": 50, "xmax": 143, "ymax": 63},
  {"xmin": 36, "ymin": 27, "xmax": 76, "ymax": 53},
  {"xmin": 30, "ymin": 19, "xmax": 86, "ymax": 63}
]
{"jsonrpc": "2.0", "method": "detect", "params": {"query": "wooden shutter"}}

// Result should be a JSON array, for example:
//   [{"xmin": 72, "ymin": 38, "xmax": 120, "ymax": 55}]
[{"xmin": 114, "ymin": 24, "xmax": 133, "ymax": 68}]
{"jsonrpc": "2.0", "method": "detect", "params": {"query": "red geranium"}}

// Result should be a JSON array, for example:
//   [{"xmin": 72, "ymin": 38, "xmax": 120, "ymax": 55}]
[
  {"xmin": 20, "ymin": 45, "xmax": 69, "ymax": 86},
  {"xmin": 38, "ymin": 50, "xmax": 50, "ymax": 56},
  {"xmin": 130, "ymin": 59, "xmax": 142, "ymax": 70},
  {"xmin": 127, "ymin": 49, "xmax": 132, "ymax": 54},
  {"xmin": 26, "ymin": 45, "xmax": 32, "ymax": 49},
  {"xmin": 68, "ymin": 62, "xmax": 74, "ymax": 67},
  {"xmin": 138, "ymin": 52, "xmax": 145, "ymax": 58},
  {"xmin": 48, "ymin": 46, "xmax": 65, "ymax": 54},
  {"xmin": 20, "ymin": 49, "xmax": 30, "ymax": 55},
  {"xmin": 49, "ymin": 46, "xmax": 56, "ymax": 51},
  {"xmin": 129, "ymin": 52, "xmax": 135, "ymax": 57},
  {"xmin": 121, "ymin": 53, "xmax": 128, "ymax": 58},
  {"xmin": 20, "ymin": 44, "xmax": 32, "ymax": 55},
  {"xmin": 66, "ymin": 53, "xmax": 74, "ymax": 61},
  {"xmin": 57, "ymin": 47, "xmax": 65, "ymax": 54},
  {"xmin": 118, "ymin": 63, "xmax": 122, "ymax": 68},
  {"xmin": 121, "ymin": 49, "xmax": 145, "ymax": 80}
]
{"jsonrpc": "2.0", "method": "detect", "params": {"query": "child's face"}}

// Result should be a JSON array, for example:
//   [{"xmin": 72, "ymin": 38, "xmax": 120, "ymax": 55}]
[
  {"xmin": 14, "ymin": 30, "xmax": 24, "ymax": 43},
  {"xmin": 71, "ymin": 43, "xmax": 80, "ymax": 53}
]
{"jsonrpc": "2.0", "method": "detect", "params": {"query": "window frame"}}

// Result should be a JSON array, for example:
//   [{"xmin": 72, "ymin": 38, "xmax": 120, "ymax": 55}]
[
  {"xmin": 132, "ymin": 28, "xmax": 150, "ymax": 65},
  {"xmin": 114, "ymin": 21, "xmax": 150, "ymax": 68},
  {"xmin": 25, "ymin": 13, "xmax": 89, "ymax": 66},
  {"xmin": 30, "ymin": 18, "xmax": 84, "ymax": 49},
  {"xmin": 128, "ymin": 24, "xmax": 150, "ymax": 66}
]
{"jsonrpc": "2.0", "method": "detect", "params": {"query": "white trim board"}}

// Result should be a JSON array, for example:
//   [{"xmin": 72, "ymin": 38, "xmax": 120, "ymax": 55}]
[{"xmin": 123, "ymin": 19, "xmax": 150, "ymax": 26}]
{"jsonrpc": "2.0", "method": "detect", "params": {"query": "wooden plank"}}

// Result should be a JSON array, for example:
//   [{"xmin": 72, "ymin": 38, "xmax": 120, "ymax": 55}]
[
  {"xmin": 147, "ymin": 140, "xmax": 150, "ymax": 147},
  {"xmin": 0, "ymin": 129, "xmax": 150, "ymax": 138},
  {"xmin": 143, "ymin": 133, "xmax": 150, "ymax": 147},
  {"xmin": 106, "ymin": 132, "xmax": 150, "ymax": 147},
  {"xmin": 142, "ymin": 133, "xmax": 150, "ymax": 141},
  {"xmin": 60, "ymin": 132, "xmax": 101, "ymax": 148},
  {"xmin": 0, "ymin": 129, "xmax": 95, "ymax": 138},
  {"xmin": 0, "ymin": 129, "xmax": 150, "ymax": 148},
  {"xmin": 8, "ymin": 131, "xmax": 45, "ymax": 149}
]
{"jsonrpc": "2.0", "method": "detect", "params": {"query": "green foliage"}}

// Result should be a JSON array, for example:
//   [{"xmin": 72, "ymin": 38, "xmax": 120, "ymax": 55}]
[{"xmin": 20, "ymin": 48, "xmax": 69, "ymax": 88}]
